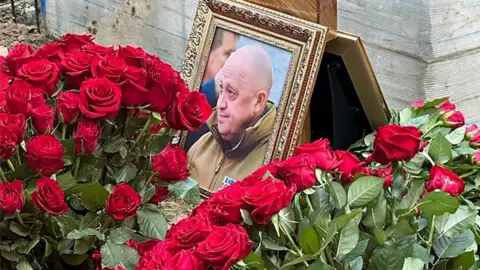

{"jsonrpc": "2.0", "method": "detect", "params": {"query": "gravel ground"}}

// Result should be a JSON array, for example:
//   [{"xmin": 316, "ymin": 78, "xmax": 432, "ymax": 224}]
[{"xmin": 0, "ymin": 0, "xmax": 194, "ymax": 225}]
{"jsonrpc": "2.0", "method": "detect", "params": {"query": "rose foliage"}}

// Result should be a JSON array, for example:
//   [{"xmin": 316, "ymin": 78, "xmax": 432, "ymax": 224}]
[
  {"xmin": 151, "ymin": 97, "xmax": 479, "ymax": 270},
  {"xmin": 0, "ymin": 35, "xmax": 211, "ymax": 270}
]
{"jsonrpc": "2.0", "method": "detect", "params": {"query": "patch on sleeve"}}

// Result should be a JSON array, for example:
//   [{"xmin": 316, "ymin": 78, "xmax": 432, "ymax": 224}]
[{"xmin": 222, "ymin": 176, "xmax": 236, "ymax": 187}]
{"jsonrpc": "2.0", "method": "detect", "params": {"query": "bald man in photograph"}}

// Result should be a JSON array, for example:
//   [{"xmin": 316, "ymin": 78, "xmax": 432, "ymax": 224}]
[{"xmin": 187, "ymin": 46, "xmax": 276, "ymax": 191}]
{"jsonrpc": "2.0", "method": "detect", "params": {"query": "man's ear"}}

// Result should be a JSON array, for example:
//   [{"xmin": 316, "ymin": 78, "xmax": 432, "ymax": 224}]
[{"xmin": 255, "ymin": 91, "xmax": 268, "ymax": 112}]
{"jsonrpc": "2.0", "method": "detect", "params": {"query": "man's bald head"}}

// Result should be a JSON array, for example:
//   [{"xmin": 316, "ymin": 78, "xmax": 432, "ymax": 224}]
[{"xmin": 222, "ymin": 46, "xmax": 273, "ymax": 95}]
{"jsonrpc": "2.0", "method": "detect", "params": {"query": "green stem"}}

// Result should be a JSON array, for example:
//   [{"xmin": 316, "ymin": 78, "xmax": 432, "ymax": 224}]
[
  {"xmin": 134, "ymin": 114, "xmax": 152, "ymax": 146},
  {"xmin": 61, "ymin": 124, "xmax": 67, "ymax": 140},
  {"xmin": 7, "ymin": 160, "xmax": 15, "ymax": 172},
  {"xmin": 392, "ymin": 200, "xmax": 397, "ymax": 225},
  {"xmin": 325, "ymin": 246, "xmax": 335, "ymax": 267},
  {"xmin": 16, "ymin": 151, "xmax": 21, "ymax": 164},
  {"xmin": 16, "ymin": 213, "xmax": 25, "ymax": 226},
  {"xmin": 280, "ymin": 223, "xmax": 308, "ymax": 267},
  {"xmin": 0, "ymin": 166, "xmax": 6, "ymax": 182},
  {"xmin": 73, "ymin": 156, "xmax": 81, "ymax": 178},
  {"xmin": 426, "ymin": 215, "xmax": 436, "ymax": 255},
  {"xmin": 460, "ymin": 170, "xmax": 478, "ymax": 179},
  {"xmin": 422, "ymin": 121, "xmax": 442, "ymax": 137},
  {"xmin": 147, "ymin": 172, "xmax": 157, "ymax": 184},
  {"xmin": 305, "ymin": 193, "xmax": 314, "ymax": 214}
]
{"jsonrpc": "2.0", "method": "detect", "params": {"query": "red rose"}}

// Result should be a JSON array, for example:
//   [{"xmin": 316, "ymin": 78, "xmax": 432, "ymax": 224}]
[
  {"xmin": 31, "ymin": 177, "xmax": 68, "ymax": 215},
  {"xmin": 82, "ymin": 43, "xmax": 115, "ymax": 56},
  {"xmin": 164, "ymin": 250, "xmax": 206, "ymax": 270},
  {"xmin": 372, "ymin": 165, "xmax": 395, "ymax": 188},
  {"xmin": 32, "ymin": 105, "xmax": 55, "ymax": 134},
  {"xmin": 167, "ymin": 213, "xmax": 213, "ymax": 249},
  {"xmin": 105, "ymin": 183, "xmax": 141, "ymax": 220},
  {"xmin": 60, "ymin": 52, "xmax": 93, "ymax": 88},
  {"xmin": 0, "ymin": 91, "xmax": 6, "ymax": 113},
  {"xmin": 135, "ymin": 240, "xmax": 178, "ymax": 270},
  {"xmin": 91, "ymin": 249, "xmax": 101, "ymax": 270},
  {"xmin": 471, "ymin": 132, "xmax": 480, "ymax": 147},
  {"xmin": 146, "ymin": 59, "xmax": 184, "ymax": 112},
  {"xmin": 62, "ymin": 33, "xmax": 94, "ymax": 54},
  {"xmin": 0, "ymin": 113, "xmax": 26, "ymax": 143},
  {"xmin": 208, "ymin": 184, "xmax": 248, "ymax": 224},
  {"xmin": 369, "ymin": 125, "xmax": 422, "ymax": 165},
  {"xmin": 25, "ymin": 135, "xmax": 65, "ymax": 176},
  {"xmin": 167, "ymin": 90, "xmax": 212, "ymax": 131},
  {"xmin": 6, "ymin": 43, "xmax": 35, "ymax": 73},
  {"xmin": 239, "ymin": 159, "xmax": 281, "ymax": 187},
  {"xmin": 466, "ymin": 124, "xmax": 478, "ymax": 139},
  {"xmin": 57, "ymin": 91, "xmax": 80, "ymax": 124},
  {"xmin": 196, "ymin": 223, "xmax": 252, "ymax": 270},
  {"xmin": 91, "ymin": 54, "xmax": 128, "ymax": 83},
  {"xmin": 152, "ymin": 143, "xmax": 189, "ymax": 181},
  {"xmin": 275, "ymin": 155, "xmax": 316, "ymax": 191},
  {"xmin": 33, "ymin": 42, "xmax": 65, "ymax": 69},
  {"xmin": 137, "ymin": 239, "xmax": 161, "ymax": 255},
  {"xmin": 412, "ymin": 100, "xmax": 425, "ymax": 109},
  {"xmin": 335, "ymin": 150, "xmax": 362, "ymax": 185},
  {"xmin": 148, "ymin": 186, "xmax": 169, "ymax": 204},
  {"xmin": 0, "ymin": 72, "xmax": 10, "ymax": 92},
  {"xmin": 79, "ymin": 78, "xmax": 122, "ymax": 119},
  {"xmin": 17, "ymin": 60, "xmax": 60, "ymax": 97},
  {"xmin": 425, "ymin": 165, "xmax": 464, "ymax": 197},
  {"xmin": 121, "ymin": 66, "xmax": 149, "ymax": 106},
  {"xmin": 0, "ymin": 126, "xmax": 18, "ymax": 162},
  {"xmin": 473, "ymin": 151, "xmax": 480, "ymax": 166},
  {"xmin": 0, "ymin": 56, "xmax": 11, "ymax": 75},
  {"xmin": 0, "ymin": 179, "xmax": 25, "ymax": 214},
  {"xmin": 294, "ymin": 139, "xmax": 341, "ymax": 171},
  {"xmin": 74, "ymin": 118, "xmax": 102, "ymax": 155},
  {"xmin": 439, "ymin": 100, "xmax": 456, "ymax": 113},
  {"xmin": 442, "ymin": 111, "xmax": 465, "ymax": 129},
  {"xmin": 124, "ymin": 239, "xmax": 139, "ymax": 250},
  {"xmin": 243, "ymin": 177, "xmax": 296, "ymax": 225},
  {"xmin": 117, "ymin": 46, "xmax": 149, "ymax": 68},
  {"xmin": 5, "ymin": 80, "xmax": 45, "ymax": 117}
]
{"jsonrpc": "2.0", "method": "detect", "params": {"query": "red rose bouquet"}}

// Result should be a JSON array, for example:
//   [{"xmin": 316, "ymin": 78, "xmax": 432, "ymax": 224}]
[{"xmin": 0, "ymin": 34, "xmax": 211, "ymax": 270}]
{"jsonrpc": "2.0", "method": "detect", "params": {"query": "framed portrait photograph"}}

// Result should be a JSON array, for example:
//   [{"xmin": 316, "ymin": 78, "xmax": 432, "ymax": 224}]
[{"xmin": 179, "ymin": 0, "xmax": 328, "ymax": 195}]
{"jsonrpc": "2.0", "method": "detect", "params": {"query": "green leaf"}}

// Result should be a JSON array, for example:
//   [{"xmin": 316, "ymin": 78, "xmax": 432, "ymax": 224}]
[
  {"xmin": 363, "ymin": 192, "xmax": 386, "ymax": 229},
  {"xmin": 433, "ymin": 230, "xmax": 475, "ymax": 258},
  {"xmin": 103, "ymin": 136, "xmax": 127, "ymax": 153},
  {"xmin": 309, "ymin": 187, "xmax": 334, "ymax": 215},
  {"xmin": 74, "ymin": 236, "xmax": 95, "ymax": 254},
  {"xmin": 81, "ymin": 181, "xmax": 109, "ymax": 212},
  {"xmin": 347, "ymin": 176, "xmax": 384, "ymax": 208},
  {"xmin": 347, "ymin": 257, "xmax": 363, "ymax": 270},
  {"xmin": 1, "ymin": 249, "xmax": 23, "ymax": 262},
  {"xmin": 108, "ymin": 227, "xmax": 136, "ymax": 244},
  {"xmin": 261, "ymin": 237, "xmax": 288, "ymax": 251},
  {"xmin": 364, "ymin": 133, "xmax": 375, "ymax": 147},
  {"xmin": 67, "ymin": 228, "xmax": 105, "ymax": 241},
  {"xmin": 113, "ymin": 163, "xmax": 138, "ymax": 183},
  {"xmin": 58, "ymin": 239, "xmax": 74, "ymax": 254},
  {"xmin": 438, "ymin": 206, "xmax": 476, "ymax": 238},
  {"xmin": 306, "ymin": 261, "xmax": 335, "ymax": 270},
  {"xmin": 339, "ymin": 239, "xmax": 369, "ymax": 263},
  {"xmin": 336, "ymin": 218, "xmax": 359, "ymax": 260},
  {"xmin": 240, "ymin": 209, "xmax": 253, "ymax": 226},
  {"xmin": 328, "ymin": 181, "xmax": 346, "ymax": 209},
  {"xmin": 446, "ymin": 251, "xmax": 475, "ymax": 270},
  {"xmin": 80, "ymin": 212, "xmax": 100, "ymax": 229},
  {"xmin": 412, "ymin": 244, "xmax": 430, "ymax": 263},
  {"xmin": 16, "ymin": 258, "xmax": 33, "ymax": 270},
  {"xmin": 418, "ymin": 191, "xmax": 460, "ymax": 216},
  {"xmin": 168, "ymin": 177, "xmax": 201, "ymax": 205},
  {"xmin": 368, "ymin": 238, "xmax": 413, "ymax": 270},
  {"xmin": 147, "ymin": 135, "xmax": 172, "ymax": 156},
  {"xmin": 407, "ymin": 180, "xmax": 425, "ymax": 210},
  {"xmin": 61, "ymin": 139, "xmax": 76, "ymax": 166},
  {"xmin": 120, "ymin": 246, "xmax": 140, "ymax": 270},
  {"xmin": 385, "ymin": 219, "xmax": 415, "ymax": 239},
  {"xmin": 141, "ymin": 183, "xmax": 156, "ymax": 204},
  {"xmin": 281, "ymin": 254, "xmax": 315, "ymax": 268},
  {"xmin": 12, "ymin": 164, "xmax": 36, "ymax": 182},
  {"xmin": 445, "ymin": 126, "xmax": 466, "ymax": 145},
  {"xmin": 428, "ymin": 134, "xmax": 452, "ymax": 164},
  {"xmin": 10, "ymin": 222, "xmax": 28, "ymax": 237},
  {"xmin": 16, "ymin": 235, "xmax": 40, "ymax": 254},
  {"xmin": 55, "ymin": 216, "xmax": 80, "ymax": 237},
  {"xmin": 42, "ymin": 238, "xmax": 53, "ymax": 258},
  {"xmin": 414, "ymin": 97, "xmax": 448, "ymax": 113},
  {"xmin": 402, "ymin": 258, "xmax": 424, "ymax": 270},
  {"xmin": 57, "ymin": 172, "xmax": 87, "ymax": 196},
  {"xmin": 299, "ymin": 227, "xmax": 320, "ymax": 254},
  {"xmin": 331, "ymin": 209, "xmax": 362, "ymax": 230},
  {"xmin": 399, "ymin": 108, "xmax": 413, "ymax": 124},
  {"xmin": 137, "ymin": 205, "xmax": 168, "ymax": 239},
  {"xmin": 60, "ymin": 253, "xmax": 89, "ymax": 266},
  {"xmin": 404, "ymin": 115, "xmax": 430, "ymax": 128},
  {"xmin": 76, "ymin": 164, "xmax": 98, "ymax": 183},
  {"xmin": 101, "ymin": 242, "xmax": 124, "ymax": 268},
  {"xmin": 242, "ymin": 252, "xmax": 265, "ymax": 270}
]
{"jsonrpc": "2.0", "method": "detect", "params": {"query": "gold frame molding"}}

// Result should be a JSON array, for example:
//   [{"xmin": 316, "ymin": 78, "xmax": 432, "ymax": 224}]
[{"xmin": 179, "ymin": 0, "xmax": 328, "ymax": 194}]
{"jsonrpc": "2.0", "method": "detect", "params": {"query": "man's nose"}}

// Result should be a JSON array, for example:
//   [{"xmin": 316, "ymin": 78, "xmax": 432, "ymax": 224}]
[{"xmin": 217, "ymin": 92, "xmax": 227, "ymax": 109}]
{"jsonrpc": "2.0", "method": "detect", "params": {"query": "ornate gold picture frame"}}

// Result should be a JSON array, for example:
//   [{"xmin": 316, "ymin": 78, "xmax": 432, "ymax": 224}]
[{"xmin": 179, "ymin": 0, "xmax": 328, "ymax": 195}]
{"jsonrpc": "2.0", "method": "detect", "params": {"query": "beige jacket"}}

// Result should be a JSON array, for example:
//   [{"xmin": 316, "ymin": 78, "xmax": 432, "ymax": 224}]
[{"xmin": 187, "ymin": 103, "xmax": 277, "ymax": 191}]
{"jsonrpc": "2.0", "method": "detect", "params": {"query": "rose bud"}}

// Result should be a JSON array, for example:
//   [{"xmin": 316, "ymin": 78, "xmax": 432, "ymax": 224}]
[
  {"xmin": 33, "ymin": 41, "xmax": 65, "ymax": 69},
  {"xmin": 60, "ymin": 52, "xmax": 93, "ymax": 88},
  {"xmin": 117, "ymin": 45, "xmax": 149, "ymax": 68},
  {"xmin": 0, "ymin": 126, "xmax": 18, "ymax": 162},
  {"xmin": 0, "ymin": 180, "xmax": 25, "ymax": 214},
  {"xmin": 91, "ymin": 54, "xmax": 128, "ymax": 83},
  {"xmin": 195, "ymin": 224, "xmax": 252, "ymax": 270},
  {"xmin": 32, "ymin": 104, "xmax": 55, "ymax": 134},
  {"xmin": 369, "ymin": 124, "xmax": 423, "ymax": 165},
  {"xmin": 5, "ymin": 80, "xmax": 45, "ymax": 118},
  {"xmin": 57, "ymin": 91, "xmax": 80, "ymax": 124},
  {"xmin": 0, "ymin": 113, "xmax": 26, "ymax": 143},
  {"xmin": 62, "ymin": 33, "xmax": 94, "ymax": 54},
  {"xmin": 74, "ymin": 118, "xmax": 102, "ymax": 155},
  {"xmin": 335, "ymin": 150, "xmax": 362, "ymax": 185},
  {"xmin": 465, "ymin": 124, "xmax": 478, "ymax": 139},
  {"xmin": 473, "ymin": 152, "xmax": 480, "ymax": 166},
  {"xmin": 6, "ymin": 43, "xmax": 35, "ymax": 73},
  {"xmin": 25, "ymin": 135, "xmax": 65, "ymax": 176},
  {"xmin": 471, "ymin": 132, "xmax": 480, "ymax": 148},
  {"xmin": 31, "ymin": 177, "xmax": 68, "ymax": 215},
  {"xmin": 79, "ymin": 78, "xmax": 122, "ymax": 120},
  {"xmin": 17, "ymin": 59, "xmax": 60, "ymax": 97},
  {"xmin": 439, "ymin": 100, "xmax": 456, "ymax": 113},
  {"xmin": 148, "ymin": 186, "xmax": 169, "ymax": 204},
  {"xmin": 275, "ymin": 155, "xmax": 316, "ymax": 191},
  {"xmin": 152, "ymin": 143, "xmax": 189, "ymax": 181},
  {"xmin": 425, "ymin": 165, "xmax": 464, "ymax": 197},
  {"xmin": 441, "ymin": 111, "xmax": 465, "ymax": 129},
  {"xmin": 412, "ymin": 99, "xmax": 425, "ymax": 109},
  {"xmin": 82, "ymin": 43, "xmax": 115, "ymax": 57},
  {"xmin": 105, "ymin": 183, "xmax": 141, "ymax": 221}
]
